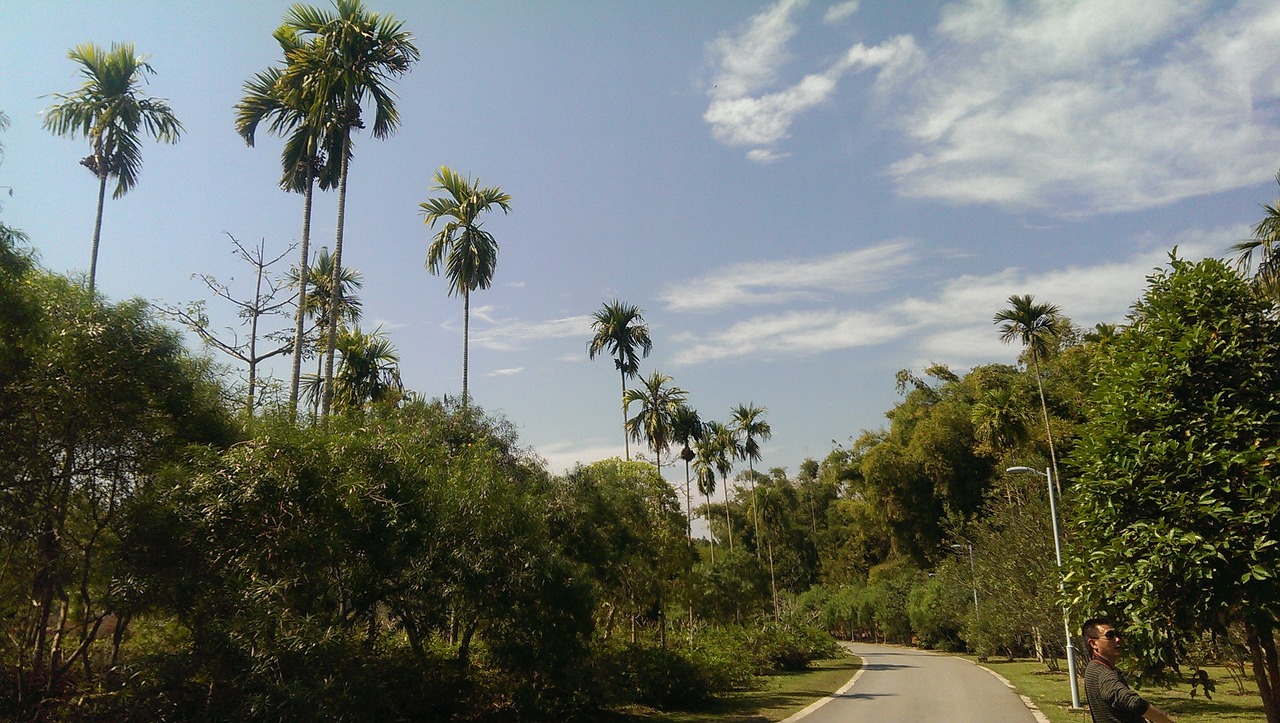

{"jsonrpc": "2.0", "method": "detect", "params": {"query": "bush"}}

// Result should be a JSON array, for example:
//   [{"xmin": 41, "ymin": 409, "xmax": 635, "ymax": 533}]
[{"xmin": 594, "ymin": 642, "xmax": 713, "ymax": 710}]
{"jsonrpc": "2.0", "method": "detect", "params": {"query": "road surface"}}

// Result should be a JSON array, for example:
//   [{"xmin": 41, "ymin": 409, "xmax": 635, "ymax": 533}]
[{"xmin": 784, "ymin": 642, "xmax": 1043, "ymax": 722}]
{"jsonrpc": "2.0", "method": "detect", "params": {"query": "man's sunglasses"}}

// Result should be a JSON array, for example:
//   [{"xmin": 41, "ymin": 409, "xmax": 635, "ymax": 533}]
[{"xmin": 1094, "ymin": 630, "xmax": 1122, "ymax": 641}]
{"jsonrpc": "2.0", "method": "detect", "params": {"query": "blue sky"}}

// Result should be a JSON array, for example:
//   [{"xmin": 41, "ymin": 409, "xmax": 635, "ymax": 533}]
[{"xmin": 3, "ymin": 0, "xmax": 1279, "ymax": 490}]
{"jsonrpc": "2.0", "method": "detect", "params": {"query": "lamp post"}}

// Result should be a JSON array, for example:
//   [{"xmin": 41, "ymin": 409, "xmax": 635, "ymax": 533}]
[{"xmin": 1007, "ymin": 465, "xmax": 1082, "ymax": 710}]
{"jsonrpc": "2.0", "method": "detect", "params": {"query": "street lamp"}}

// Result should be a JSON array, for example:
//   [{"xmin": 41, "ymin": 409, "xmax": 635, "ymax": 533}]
[{"xmin": 1007, "ymin": 465, "xmax": 1082, "ymax": 710}]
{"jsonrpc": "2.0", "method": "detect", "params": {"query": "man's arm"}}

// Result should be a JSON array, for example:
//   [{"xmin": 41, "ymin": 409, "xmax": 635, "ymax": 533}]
[{"xmin": 1143, "ymin": 703, "xmax": 1175, "ymax": 723}]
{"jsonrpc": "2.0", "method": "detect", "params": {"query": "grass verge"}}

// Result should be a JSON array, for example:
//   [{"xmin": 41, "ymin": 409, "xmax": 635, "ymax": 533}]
[
  {"xmin": 619, "ymin": 655, "xmax": 861, "ymax": 723},
  {"xmin": 972, "ymin": 657, "xmax": 1267, "ymax": 723}
]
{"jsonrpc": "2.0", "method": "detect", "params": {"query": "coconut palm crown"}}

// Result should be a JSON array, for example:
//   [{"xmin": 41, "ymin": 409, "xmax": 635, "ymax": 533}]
[{"xmin": 44, "ymin": 42, "xmax": 183, "ymax": 294}]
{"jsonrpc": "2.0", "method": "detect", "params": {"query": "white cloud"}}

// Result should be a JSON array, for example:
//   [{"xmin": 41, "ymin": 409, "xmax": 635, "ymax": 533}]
[
  {"xmin": 667, "ymin": 226, "xmax": 1237, "ymax": 366},
  {"xmin": 660, "ymin": 241, "xmax": 915, "ymax": 312},
  {"xmin": 704, "ymin": 0, "xmax": 923, "ymax": 161},
  {"xmin": 472, "ymin": 314, "xmax": 593, "ymax": 351},
  {"xmin": 823, "ymin": 1, "xmax": 859, "ymax": 25},
  {"xmin": 487, "ymin": 367, "xmax": 524, "ymax": 377},
  {"xmin": 889, "ymin": 0, "xmax": 1280, "ymax": 214},
  {"xmin": 671, "ymin": 308, "xmax": 906, "ymax": 364},
  {"xmin": 534, "ymin": 439, "xmax": 626, "ymax": 475}
]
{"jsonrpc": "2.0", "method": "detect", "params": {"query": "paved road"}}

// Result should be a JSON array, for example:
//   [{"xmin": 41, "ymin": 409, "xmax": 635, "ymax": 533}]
[{"xmin": 785, "ymin": 642, "xmax": 1041, "ymax": 722}]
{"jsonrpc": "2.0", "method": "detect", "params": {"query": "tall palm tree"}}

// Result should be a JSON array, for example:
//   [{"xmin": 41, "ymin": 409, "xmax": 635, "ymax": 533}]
[
  {"xmin": 235, "ymin": 30, "xmax": 343, "ymax": 414},
  {"xmin": 422, "ymin": 166, "xmax": 511, "ymax": 407},
  {"xmin": 994, "ymin": 293, "xmax": 1063, "ymax": 491},
  {"xmin": 588, "ymin": 300, "xmax": 653, "ymax": 460},
  {"xmin": 730, "ymin": 402, "xmax": 771, "ymax": 556},
  {"xmin": 623, "ymin": 372, "xmax": 687, "ymax": 477},
  {"xmin": 702, "ymin": 420, "xmax": 738, "ymax": 552},
  {"xmin": 670, "ymin": 404, "xmax": 704, "ymax": 543},
  {"xmin": 43, "ymin": 42, "xmax": 183, "ymax": 295},
  {"xmin": 275, "ymin": 0, "xmax": 419, "ymax": 416}
]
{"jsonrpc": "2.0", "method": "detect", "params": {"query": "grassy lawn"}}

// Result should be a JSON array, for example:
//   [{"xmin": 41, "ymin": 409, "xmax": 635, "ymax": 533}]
[
  {"xmin": 972, "ymin": 657, "xmax": 1268, "ymax": 723},
  {"xmin": 618, "ymin": 655, "xmax": 861, "ymax": 723}
]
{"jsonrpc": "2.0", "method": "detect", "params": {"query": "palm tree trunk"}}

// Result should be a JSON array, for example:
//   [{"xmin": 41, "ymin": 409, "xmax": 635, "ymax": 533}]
[
  {"xmin": 1032, "ymin": 356, "xmax": 1062, "ymax": 496},
  {"xmin": 462, "ymin": 287, "xmax": 470, "ymax": 408},
  {"xmin": 288, "ymin": 170, "xmax": 315, "ymax": 417},
  {"xmin": 721, "ymin": 474, "xmax": 734, "ymax": 552},
  {"xmin": 322, "ymin": 131, "xmax": 351, "ymax": 418},
  {"xmin": 620, "ymin": 368, "xmax": 629, "ymax": 460},
  {"xmin": 87, "ymin": 171, "xmax": 108, "ymax": 295},
  {"xmin": 705, "ymin": 491, "xmax": 716, "ymax": 565},
  {"xmin": 749, "ymin": 463, "xmax": 761, "ymax": 559}
]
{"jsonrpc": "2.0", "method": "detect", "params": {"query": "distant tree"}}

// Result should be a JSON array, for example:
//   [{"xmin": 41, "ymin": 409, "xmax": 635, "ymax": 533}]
[
  {"xmin": 670, "ymin": 404, "xmax": 704, "ymax": 542},
  {"xmin": 994, "ymin": 294, "xmax": 1063, "ymax": 491},
  {"xmin": 274, "ymin": 0, "xmax": 419, "ymax": 416},
  {"xmin": 701, "ymin": 420, "xmax": 739, "ymax": 552},
  {"xmin": 623, "ymin": 371, "xmax": 686, "ymax": 476},
  {"xmin": 293, "ymin": 247, "xmax": 362, "ymax": 418},
  {"xmin": 329, "ymin": 325, "xmax": 402, "ymax": 412},
  {"xmin": 730, "ymin": 402, "xmax": 771, "ymax": 556},
  {"xmin": 422, "ymin": 167, "xmax": 511, "ymax": 408},
  {"xmin": 43, "ymin": 42, "xmax": 183, "ymax": 294},
  {"xmin": 587, "ymin": 300, "xmax": 652, "ymax": 460},
  {"xmin": 1068, "ymin": 255, "xmax": 1280, "ymax": 721}
]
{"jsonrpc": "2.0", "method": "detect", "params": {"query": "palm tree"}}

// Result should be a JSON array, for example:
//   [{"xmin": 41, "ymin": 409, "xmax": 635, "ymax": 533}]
[
  {"xmin": 693, "ymin": 455, "xmax": 717, "ymax": 565},
  {"xmin": 970, "ymin": 386, "xmax": 1030, "ymax": 456},
  {"xmin": 329, "ymin": 325, "xmax": 403, "ymax": 412},
  {"xmin": 623, "ymin": 372, "xmax": 687, "ymax": 478},
  {"xmin": 235, "ymin": 31, "xmax": 343, "ymax": 414},
  {"xmin": 422, "ymin": 167, "xmax": 512, "ymax": 407},
  {"xmin": 275, "ymin": 0, "xmax": 419, "ymax": 416},
  {"xmin": 994, "ymin": 293, "xmax": 1063, "ymax": 491},
  {"xmin": 43, "ymin": 42, "xmax": 183, "ymax": 295},
  {"xmin": 670, "ymin": 404, "xmax": 704, "ymax": 543},
  {"xmin": 588, "ymin": 300, "xmax": 653, "ymax": 460},
  {"xmin": 292, "ymin": 247, "xmax": 362, "ymax": 418},
  {"xmin": 1231, "ymin": 171, "xmax": 1280, "ymax": 302},
  {"xmin": 702, "ymin": 420, "xmax": 738, "ymax": 552},
  {"xmin": 730, "ymin": 402, "xmax": 771, "ymax": 556}
]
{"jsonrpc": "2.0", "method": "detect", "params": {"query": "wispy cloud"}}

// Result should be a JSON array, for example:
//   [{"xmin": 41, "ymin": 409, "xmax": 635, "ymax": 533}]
[
  {"xmin": 672, "ymin": 308, "xmax": 906, "ymax": 364},
  {"xmin": 703, "ymin": 0, "xmax": 922, "ymax": 161},
  {"xmin": 472, "ymin": 314, "xmax": 593, "ymax": 352},
  {"xmin": 487, "ymin": 367, "xmax": 524, "ymax": 377},
  {"xmin": 823, "ymin": 1, "xmax": 859, "ymax": 25},
  {"xmin": 889, "ymin": 0, "xmax": 1280, "ymax": 214},
  {"xmin": 668, "ymin": 226, "xmax": 1234, "ymax": 366},
  {"xmin": 534, "ymin": 439, "xmax": 626, "ymax": 475},
  {"xmin": 660, "ymin": 241, "xmax": 915, "ymax": 312}
]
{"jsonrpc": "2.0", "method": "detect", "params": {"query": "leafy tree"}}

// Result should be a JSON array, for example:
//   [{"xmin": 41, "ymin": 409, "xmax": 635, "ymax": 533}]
[
  {"xmin": 0, "ymin": 252, "xmax": 230, "ymax": 704},
  {"xmin": 587, "ymin": 300, "xmax": 652, "ymax": 460},
  {"xmin": 235, "ymin": 32, "xmax": 343, "ymax": 413},
  {"xmin": 421, "ymin": 166, "xmax": 511, "ymax": 407},
  {"xmin": 293, "ymin": 247, "xmax": 362, "ymax": 417},
  {"xmin": 995, "ymin": 294, "xmax": 1064, "ymax": 491},
  {"xmin": 43, "ymin": 42, "xmax": 183, "ymax": 294},
  {"xmin": 623, "ymin": 371, "xmax": 687, "ymax": 475},
  {"xmin": 274, "ymin": 0, "xmax": 419, "ymax": 416},
  {"xmin": 1067, "ymin": 255, "xmax": 1280, "ymax": 720}
]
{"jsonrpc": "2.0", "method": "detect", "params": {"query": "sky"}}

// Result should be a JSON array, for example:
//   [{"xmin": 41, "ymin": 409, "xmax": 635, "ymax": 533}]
[{"xmin": 3, "ymin": 0, "xmax": 1280, "ymax": 496}]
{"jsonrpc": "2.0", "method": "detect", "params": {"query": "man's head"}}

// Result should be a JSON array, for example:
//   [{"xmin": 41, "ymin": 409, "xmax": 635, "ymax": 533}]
[{"xmin": 1082, "ymin": 617, "xmax": 1123, "ymax": 663}]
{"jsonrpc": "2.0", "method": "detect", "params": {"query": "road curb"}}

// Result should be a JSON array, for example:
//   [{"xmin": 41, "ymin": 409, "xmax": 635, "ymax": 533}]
[
  {"xmin": 959, "ymin": 657, "xmax": 1052, "ymax": 723},
  {"xmin": 777, "ymin": 654, "xmax": 867, "ymax": 723}
]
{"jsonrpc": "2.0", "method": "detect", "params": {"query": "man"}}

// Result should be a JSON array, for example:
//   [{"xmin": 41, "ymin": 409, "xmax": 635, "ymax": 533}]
[{"xmin": 1081, "ymin": 617, "xmax": 1176, "ymax": 723}]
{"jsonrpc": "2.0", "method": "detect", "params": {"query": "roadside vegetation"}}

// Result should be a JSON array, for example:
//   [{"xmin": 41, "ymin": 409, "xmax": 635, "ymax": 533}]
[{"xmin": 4, "ymin": 1, "xmax": 1280, "ymax": 720}]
